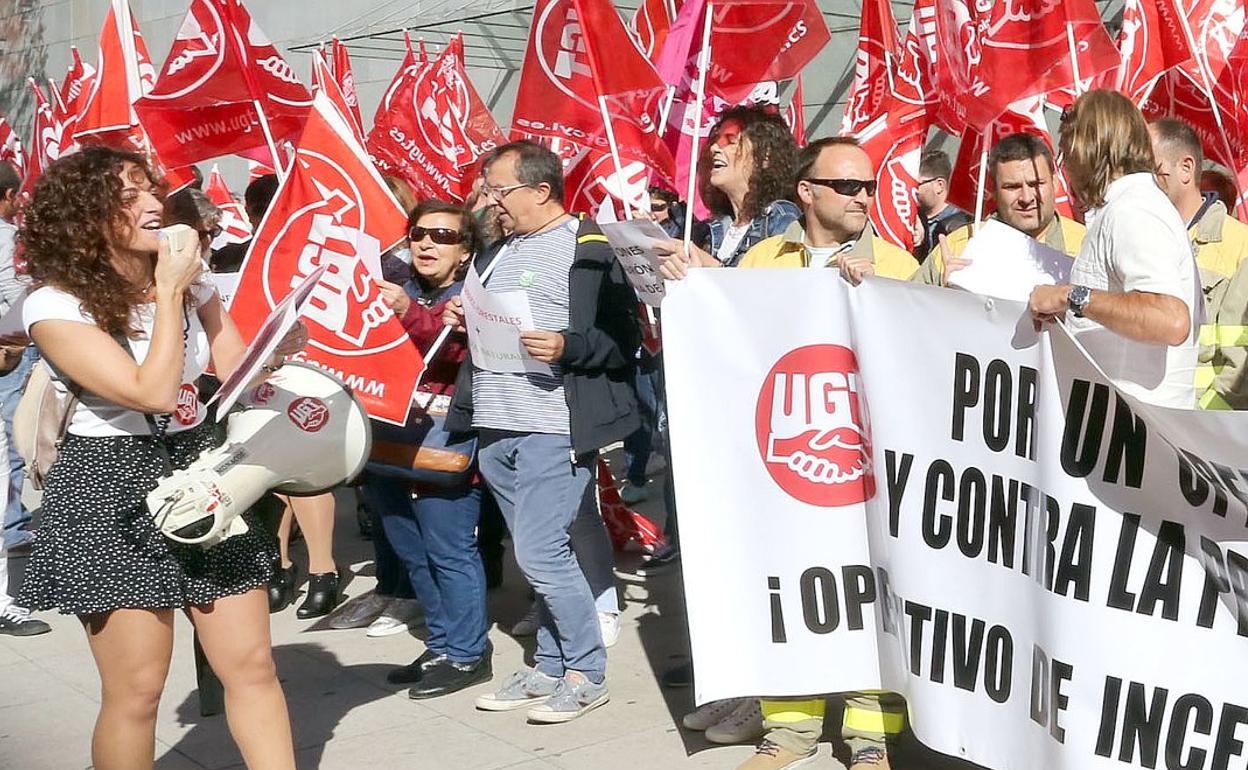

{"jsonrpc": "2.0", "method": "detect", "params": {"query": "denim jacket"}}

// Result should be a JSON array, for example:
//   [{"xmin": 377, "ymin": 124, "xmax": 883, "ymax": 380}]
[{"xmin": 705, "ymin": 199, "xmax": 801, "ymax": 267}]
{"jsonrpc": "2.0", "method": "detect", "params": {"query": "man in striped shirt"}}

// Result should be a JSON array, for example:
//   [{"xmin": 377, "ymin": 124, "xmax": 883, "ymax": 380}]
[{"xmin": 444, "ymin": 141, "xmax": 641, "ymax": 724}]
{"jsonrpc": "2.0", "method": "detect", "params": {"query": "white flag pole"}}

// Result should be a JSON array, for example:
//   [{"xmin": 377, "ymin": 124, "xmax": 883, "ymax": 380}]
[
  {"xmin": 1065, "ymin": 23, "xmax": 1084, "ymax": 93},
  {"xmin": 252, "ymin": 99, "xmax": 287, "ymax": 183},
  {"xmin": 973, "ymin": 141, "xmax": 989, "ymax": 233},
  {"xmin": 682, "ymin": 4, "xmax": 713, "ymax": 251},
  {"xmin": 598, "ymin": 94, "xmax": 634, "ymax": 220}
]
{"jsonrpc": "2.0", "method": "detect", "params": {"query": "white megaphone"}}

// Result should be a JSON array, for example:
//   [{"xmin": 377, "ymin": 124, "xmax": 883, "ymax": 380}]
[{"xmin": 146, "ymin": 363, "xmax": 372, "ymax": 548}]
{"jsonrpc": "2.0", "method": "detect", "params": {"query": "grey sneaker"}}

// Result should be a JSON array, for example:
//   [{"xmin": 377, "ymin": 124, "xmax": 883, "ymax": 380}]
[
  {"xmin": 475, "ymin": 667, "xmax": 559, "ymax": 711},
  {"xmin": 526, "ymin": 670, "xmax": 609, "ymax": 723}
]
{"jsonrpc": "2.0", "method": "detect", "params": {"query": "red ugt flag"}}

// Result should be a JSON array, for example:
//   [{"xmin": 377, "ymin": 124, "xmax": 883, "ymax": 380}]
[
  {"xmin": 839, "ymin": 0, "xmax": 900, "ymax": 136},
  {"xmin": 0, "ymin": 118, "xmax": 24, "ymax": 178},
  {"xmin": 135, "ymin": 0, "xmax": 312, "ymax": 168},
  {"xmin": 313, "ymin": 49, "xmax": 364, "ymax": 143},
  {"xmin": 229, "ymin": 92, "xmax": 423, "ymax": 425},
  {"xmin": 369, "ymin": 34, "xmax": 504, "ymax": 202}
]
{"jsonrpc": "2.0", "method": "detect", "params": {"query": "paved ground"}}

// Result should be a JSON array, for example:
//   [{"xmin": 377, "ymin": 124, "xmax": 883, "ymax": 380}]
[{"xmin": 1, "ymin": 474, "xmax": 981, "ymax": 770}]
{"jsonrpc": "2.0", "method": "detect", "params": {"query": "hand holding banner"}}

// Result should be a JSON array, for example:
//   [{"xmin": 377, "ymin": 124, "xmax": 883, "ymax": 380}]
[
  {"xmin": 599, "ymin": 219, "xmax": 670, "ymax": 306},
  {"xmin": 462, "ymin": 266, "xmax": 553, "ymax": 376}
]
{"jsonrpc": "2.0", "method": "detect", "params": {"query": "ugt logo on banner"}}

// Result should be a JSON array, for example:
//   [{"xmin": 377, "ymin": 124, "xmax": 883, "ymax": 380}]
[
  {"xmin": 754, "ymin": 344, "xmax": 874, "ymax": 507},
  {"xmin": 230, "ymin": 91, "xmax": 422, "ymax": 425}
]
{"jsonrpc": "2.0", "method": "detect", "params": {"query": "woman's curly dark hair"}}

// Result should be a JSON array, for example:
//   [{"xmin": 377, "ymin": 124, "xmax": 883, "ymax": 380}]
[
  {"xmin": 699, "ymin": 104, "xmax": 797, "ymax": 222},
  {"xmin": 20, "ymin": 145, "xmax": 166, "ymax": 337}
]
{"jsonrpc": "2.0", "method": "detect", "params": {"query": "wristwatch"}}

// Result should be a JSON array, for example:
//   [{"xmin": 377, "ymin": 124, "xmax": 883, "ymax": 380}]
[{"xmin": 1067, "ymin": 285, "xmax": 1092, "ymax": 318}]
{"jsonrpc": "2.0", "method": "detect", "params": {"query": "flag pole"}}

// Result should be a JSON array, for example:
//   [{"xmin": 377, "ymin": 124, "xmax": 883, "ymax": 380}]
[
  {"xmin": 1065, "ymin": 23, "xmax": 1083, "ymax": 93},
  {"xmin": 682, "ymin": 3, "xmax": 713, "ymax": 250},
  {"xmin": 598, "ymin": 94, "xmax": 634, "ymax": 220},
  {"xmin": 973, "ymin": 139, "xmax": 988, "ymax": 234},
  {"xmin": 252, "ymin": 99, "xmax": 287, "ymax": 182}
]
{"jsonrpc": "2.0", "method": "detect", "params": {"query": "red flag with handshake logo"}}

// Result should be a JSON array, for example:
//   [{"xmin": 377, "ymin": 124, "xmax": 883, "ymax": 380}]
[
  {"xmin": 134, "ymin": 0, "xmax": 311, "ymax": 168},
  {"xmin": 228, "ymin": 92, "xmax": 422, "ymax": 425}
]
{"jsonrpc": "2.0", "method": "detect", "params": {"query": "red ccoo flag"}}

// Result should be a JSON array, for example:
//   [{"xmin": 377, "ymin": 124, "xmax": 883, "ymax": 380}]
[
  {"xmin": 629, "ymin": 0, "xmax": 679, "ymax": 63},
  {"xmin": 134, "ymin": 0, "xmax": 312, "ymax": 169},
  {"xmin": 204, "ymin": 164, "xmax": 252, "ymax": 248},
  {"xmin": 930, "ymin": 0, "xmax": 1118, "ymax": 131},
  {"xmin": 330, "ymin": 38, "xmax": 366, "ymax": 140},
  {"xmin": 229, "ymin": 91, "xmax": 422, "ymax": 425},
  {"xmin": 839, "ymin": 0, "xmax": 900, "ymax": 136},
  {"xmin": 22, "ymin": 82, "xmax": 68, "ymax": 197},
  {"xmin": 1106, "ymin": 0, "xmax": 1194, "ymax": 105},
  {"xmin": 74, "ymin": 0, "xmax": 157, "ymax": 147}
]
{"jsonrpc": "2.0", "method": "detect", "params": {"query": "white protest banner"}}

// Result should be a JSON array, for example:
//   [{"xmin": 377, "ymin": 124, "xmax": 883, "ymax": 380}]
[
  {"xmin": 599, "ymin": 219, "xmax": 669, "ymax": 306},
  {"xmin": 664, "ymin": 269, "xmax": 1248, "ymax": 770},
  {"xmin": 462, "ymin": 265, "xmax": 553, "ymax": 376},
  {"xmin": 949, "ymin": 218, "xmax": 1073, "ymax": 302}
]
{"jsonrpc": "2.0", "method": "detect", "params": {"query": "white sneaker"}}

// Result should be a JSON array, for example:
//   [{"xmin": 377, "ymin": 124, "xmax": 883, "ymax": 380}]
[
  {"xmin": 598, "ymin": 611, "xmax": 620, "ymax": 648},
  {"xmin": 682, "ymin": 697, "xmax": 741, "ymax": 731},
  {"xmin": 705, "ymin": 697, "xmax": 764, "ymax": 745},
  {"xmin": 510, "ymin": 599, "xmax": 541, "ymax": 636},
  {"xmin": 365, "ymin": 598, "xmax": 423, "ymax": 637},
  {"xmin": 328, "ymin": 591, "xmax": 391, "ymax": 630}
]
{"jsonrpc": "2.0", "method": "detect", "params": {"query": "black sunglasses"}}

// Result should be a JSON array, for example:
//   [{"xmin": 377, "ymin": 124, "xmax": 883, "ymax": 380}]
[
  {"xmin": 804, "ymin": 178, "xmax": 878, "ymax": 196},
  {"xmin": 650, "ymin": 201, "xmax": 670, "ymax": 211},
  {"xmin": 200, "ymin": 225, "xmax": 222, "ymax": 240},
  {"xmin": 408, "ymin": 226, "xmax": 464, "ymax": 245}
]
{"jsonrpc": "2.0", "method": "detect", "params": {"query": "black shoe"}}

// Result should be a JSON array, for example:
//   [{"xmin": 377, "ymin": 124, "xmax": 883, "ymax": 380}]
[
  {"xmin": 296, "ymin": 571, "xmax": 341, "ymax": 619},
  {"xmin": 386, "ymin": 648, "xmax": 448, "ymax": 685},
  {"xmin": 267, "ymin": 563, "xmax": 298, "ymax": 613},
  {"xmin": 0, "ymin": 609, "xmax": 50, "ymax": 636},
  {"xmin": 661, "ymin": 661, "xmax": 692, "ymax": 689},
  {"xmin": 408, "ymin": 654, "xmax": 493, "ymax": 699}
]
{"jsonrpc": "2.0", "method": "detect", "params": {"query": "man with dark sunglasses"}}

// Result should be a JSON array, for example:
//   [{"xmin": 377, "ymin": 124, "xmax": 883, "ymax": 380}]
[
  {"xmin": 738, "ymin": 137, "xmax": 917, "ymax": 285},
  {"xmin": 732, "ymin": 137, "xmax": 916, "ymax": 770}
]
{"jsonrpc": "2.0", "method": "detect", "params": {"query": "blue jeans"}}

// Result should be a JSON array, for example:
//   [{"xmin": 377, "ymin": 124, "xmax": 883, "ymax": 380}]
[
  {"xmin": 0, "ymin": 348, "xmax": 35, "ymax": 549},
  {"xmin": 478, "ymin": 431, "xmax": 607, "ymax": 682},
  {"xmin": 361, "ymin": 478, "xmax": 485, "ymax": 660},
  {"xmin": 361, "ymin": 489, "xmax": 415, "ymax": 601},
  {"xmin": 623, "ymin": 363, "xmax": 661, "ymax": 487}
]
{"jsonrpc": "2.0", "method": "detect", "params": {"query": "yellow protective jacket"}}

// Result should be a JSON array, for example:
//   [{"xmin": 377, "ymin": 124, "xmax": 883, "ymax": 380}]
[
  {"xmin": 739, "ymin": 219, "xmax": 920, "ymax": 280},
  {"xmin": 1191, "ymin": 200, "xmax": 1248, "ymax": 409},
  {"xmin": 909, "ymin": 214, "xmax": 1086, "ymax": 285}
]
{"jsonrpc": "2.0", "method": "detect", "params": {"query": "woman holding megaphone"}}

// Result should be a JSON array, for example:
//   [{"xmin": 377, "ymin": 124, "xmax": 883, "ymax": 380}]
[{"xmin": 17, "ymin": 147, "xmax": 297, "ymax": 770}]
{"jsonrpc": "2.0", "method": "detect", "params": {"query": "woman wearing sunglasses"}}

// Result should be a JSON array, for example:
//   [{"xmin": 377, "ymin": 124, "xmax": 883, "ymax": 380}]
[
  {"xmin": 658, "ymin": 104, "xmax": 800, "ymax": 277},
  {"xmin": 368, "ymin": 200, "xmax": 492, "ymax": 699}
]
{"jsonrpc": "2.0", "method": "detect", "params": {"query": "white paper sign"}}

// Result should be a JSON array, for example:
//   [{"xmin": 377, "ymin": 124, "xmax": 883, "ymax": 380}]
[
  {"xmin": 600, "ymin": 219, "xmax": 670, "ymax": 306},
  {"xmin": 0, "ymin": 291, "xmax": 27, "ymax": 338},
  {"xmin": 462, "ymin": 265, "xmax": 553, "ymax": 376},
  {"xmin": 209, "ymin": 264, "xmax": 328, "ymax": 418},
  {"xmin": 948, "ymin": 218, "xmax": 1073, "ymax": 301},
  {"xmin": 209, "ymin": 272, "xmax": 241, "ymax": 306},
  {"xmin": 664, "ymin": 270, "xmax": 1248, "ymax": 770}
]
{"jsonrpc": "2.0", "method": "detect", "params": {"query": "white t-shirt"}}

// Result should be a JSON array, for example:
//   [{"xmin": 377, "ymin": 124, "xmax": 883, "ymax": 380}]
[
  {"xmin": 24, "ymin": 284, "xmax": 215, "ymax": 436},
  {"xmin": 805, "ymin": 242, "xmax": 854, "ymax": 269},
  {"xmin": 1067, "ymin": 173, "xmax": 1201, "ymax": 409},
  {"xmin": 717, "ymin": 223, "xmax": 750, "ymax": 263}
]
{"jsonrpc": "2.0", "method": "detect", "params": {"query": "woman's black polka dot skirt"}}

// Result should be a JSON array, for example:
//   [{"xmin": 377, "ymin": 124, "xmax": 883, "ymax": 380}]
[{"xmin": 18, "ymin": 422, "xmax": 276, "ymax": 615}]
